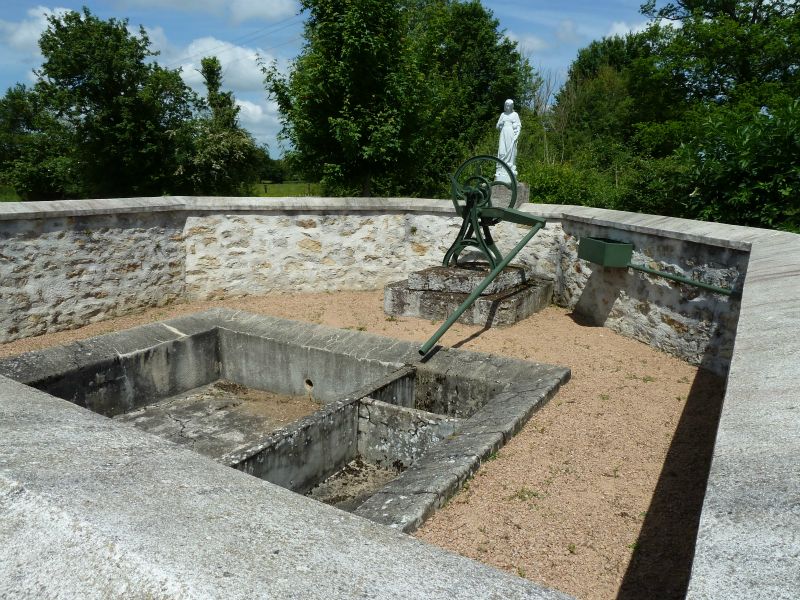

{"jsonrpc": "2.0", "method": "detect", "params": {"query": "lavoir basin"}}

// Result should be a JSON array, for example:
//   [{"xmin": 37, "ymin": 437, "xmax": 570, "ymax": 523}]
[{"xmin": 0, "ymin": 308, "xmax": 569, "ymax": 532}]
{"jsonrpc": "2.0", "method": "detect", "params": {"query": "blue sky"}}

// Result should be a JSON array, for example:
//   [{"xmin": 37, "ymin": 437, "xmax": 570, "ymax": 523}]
[{"xmin": 0, "ymin": 1, "xmax": 651, "ymax": 155}]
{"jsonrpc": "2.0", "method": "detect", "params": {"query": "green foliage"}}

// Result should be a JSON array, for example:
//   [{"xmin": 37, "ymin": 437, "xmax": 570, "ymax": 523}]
[
  {"xmin": 265, "ymin": 0, "xmax": 535, "ymax": 197},
  {"xmin": 527, "ymin": 0, "xmax": 800, "ymax": 232},
  {"xmin": 265, "ymin": 0, "xmax": 423, "ymax": 196},
  {"xmin": 0, "ymin": 8, "xmax": 261, "ymax": 200},
  {"xmin": 34, "ymin": 8, "xmax": 196, "ymax": 197},
  {"xmin": 0, "ymin": 183, "xmax": 21, "ymax": 201},
  {"xmin": 176, "ymin": 57, "xmax": 260, "ymax": 195},
  {"xmin": 680, "ymin": 99, "xmax": 800, "ymax": 232}
]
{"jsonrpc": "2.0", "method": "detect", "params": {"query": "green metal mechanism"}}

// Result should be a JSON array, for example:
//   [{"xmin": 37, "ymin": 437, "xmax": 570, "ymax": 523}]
[
  {"xmin": 577, "ymin": 236, "xmax": 735, "ymax": 296},
  {"xmin": 419, "ymin": 156, "xmax": 545, "ymax": 356},
  {"xmin": 443, "ymin": 155, "xmax": 523, "ymax": 269}
]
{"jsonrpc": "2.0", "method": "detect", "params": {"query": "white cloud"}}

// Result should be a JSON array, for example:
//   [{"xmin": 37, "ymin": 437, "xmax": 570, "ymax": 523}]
[
  {"xmin": 141, "ymin": 25, "xmax": 169, "ymax": 54},
  {"xmin": 607, "ymin": 20, "xmax": 650, "ymax": 37},
  {"xmin": 555, "ymin": 19, "xmax": 581, "ymax": 43},
  {"xmin": 0, "ymin": 5, "xmax": 69, "ymax": 57},
  {"xmin": 119, "ymin": 0, "xmax": 297, "ymax": 23},
  {"xmin": 147, "ymin": 27, "xmax": 287, "ymax": 147},
  {"xmin": 236, "ymin": 98, "xmax": 282, "ymax": 148},
  {"xmin": 506, "ymin": 30, "xmax": 549, "ymax": 54},
  {"xmin": 169, "ymin": 36, "xmax": 272, "ymax": 93},
  {"xmin": 607, "ymin": 17, "xmax": 680, "ymax": 38}
]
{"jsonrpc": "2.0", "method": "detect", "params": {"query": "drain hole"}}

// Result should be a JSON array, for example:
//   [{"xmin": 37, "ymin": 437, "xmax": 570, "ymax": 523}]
[{"xmin": 304, "ymin": 378, "xmax": 314, "ymax": 391}]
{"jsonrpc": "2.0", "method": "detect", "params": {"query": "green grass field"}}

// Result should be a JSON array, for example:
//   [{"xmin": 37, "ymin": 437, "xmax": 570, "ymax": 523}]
[
  {"xmin": 0, "ymin": 184, "xmax": 20, "ymax": 202},
  {"xmin": 249, "ymin": 182, "xmax": 323, "ymax": 197}
]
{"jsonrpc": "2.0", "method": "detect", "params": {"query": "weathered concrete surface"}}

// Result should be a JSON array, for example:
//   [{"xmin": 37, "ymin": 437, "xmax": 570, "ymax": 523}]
[
  {"xmin": 0, "ymin": 315, "xmax": 219, "ymax": 416},
  {"xmin": 230, "ymin": 398, "xmax": 360, "ymax": 495},
  {"xmin": 307, "ymin": 457, "xmax": 402, "ymax": 512},
  {"xmin": 358, "ymin": 398, "xmax": 461, "ymax": 468},
  {"xmin": 408, "ymin": 263, "xmax": 534, "ymax": 294},
  {"xmin": 385, "ymin": 278, "xmax": 553, "ymax": 326},
  {"xmin": 356, "ymin": 352, "xmax": 570, "ymax": 532},
  {"xmin": 114, "ymin": 380, "xmax": 322, "ymax": 460},
  {"xmin": 218, "ymin": 326, "xmax": 403, "ymax": 403},
  {"xmin": 683, "ymin": 228, "xmax": 800, "ymax": 600},
  {"xmin": 0, "ymin": 374, "xmax": 573, "ymax": 600},
  {"xmin": 0, "ymin": 308, "xmax": 570, "ymax": 548},
  {"xmin": 386, "ymin": 263, "xmax": 553, "ymax": 327}
]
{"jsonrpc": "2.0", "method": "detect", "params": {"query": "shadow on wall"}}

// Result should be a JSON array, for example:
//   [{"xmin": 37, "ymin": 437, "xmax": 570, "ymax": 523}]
[
  {"xmin": 616, "ymin": 365, "xmax": 726, "ymax": 600},
  {"xmin": 570, "ymin": 266, "xmax": 623, "ymax": 325}
]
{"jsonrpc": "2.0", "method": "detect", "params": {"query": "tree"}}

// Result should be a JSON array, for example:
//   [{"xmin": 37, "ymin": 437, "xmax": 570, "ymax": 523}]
[
  {"xmin": 0, "ymin": 9, "xmax": 262, "ymax": 199},
  {"xmin": 641, "ymin": 0, "xmax": 800, "ymax": 103},
  {"xmin": 0, "ymin": 84, "xmax": 81, "ymax": 199},
  {"xmin": 265, "ymin": 0, "xmax": 423, "ymax": 196},
  {"xmin": 265, "ymin": 0, "xmax": 536, "ymax": 196},
  {"xmin": 176, "ymin": 57, "xmax": 261, "ymax": 195},
  {"xmin": 525, "ymin": 1, "xmax": 800, "ymax": 231},
  {"xmin": 403, "ymin": 0, "xmax": 538, "ymax": 194},
  {"xmin": 33, "ymin": 8, "xmax": 196, "ymax": 197}
]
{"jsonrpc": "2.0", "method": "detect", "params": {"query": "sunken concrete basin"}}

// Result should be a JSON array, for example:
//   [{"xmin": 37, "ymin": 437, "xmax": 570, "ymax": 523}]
[{"xmin": 0, "ymin": 308, "xmax": 569, "ymax": 533}]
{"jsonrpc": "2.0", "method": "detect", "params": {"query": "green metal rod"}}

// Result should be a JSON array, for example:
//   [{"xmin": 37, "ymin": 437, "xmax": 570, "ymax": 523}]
[
  {"xmin": 419, "ymin": 221, "xmax": 544, "ymax": 356},
  {"xmin": 627, "ymin": 262, "xmax": 733, "ymax": 296}
]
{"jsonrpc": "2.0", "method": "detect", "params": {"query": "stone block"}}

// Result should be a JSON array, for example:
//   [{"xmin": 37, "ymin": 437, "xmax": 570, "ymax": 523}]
[
  {"xmin": 384, "ymin": 275, "xmax": 553, "ymax": 327},
  {"xmin": 408, "ymin": 262, "xmax": 532, "ymax": 295}
]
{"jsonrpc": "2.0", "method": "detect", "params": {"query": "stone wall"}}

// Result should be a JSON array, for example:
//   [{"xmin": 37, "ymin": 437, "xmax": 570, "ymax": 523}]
[
  {"xmin": 0, "ymin": 197, "xmax": 747, "ymax": 374},
  {"xmin": 183, "ymin": 211, "xmax": 459, "ymax": 298},
  {"xmin": 0, "ymin": 205, "xmax": 185, "ymax": 342},
  {"xmin": 488, "ymin": 219, "xmax": 746, "ymax": 375}
]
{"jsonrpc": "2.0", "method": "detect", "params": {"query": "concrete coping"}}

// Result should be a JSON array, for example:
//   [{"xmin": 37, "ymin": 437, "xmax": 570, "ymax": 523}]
[{"xmin": 0, "ymin": 195, "xmax": 781, "ymax": 252}]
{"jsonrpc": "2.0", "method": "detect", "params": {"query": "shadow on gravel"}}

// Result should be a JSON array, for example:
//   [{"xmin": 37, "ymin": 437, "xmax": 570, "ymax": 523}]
[{"xmin": 616, "ymin": 368, "xmax": 726, "ymax": 600}]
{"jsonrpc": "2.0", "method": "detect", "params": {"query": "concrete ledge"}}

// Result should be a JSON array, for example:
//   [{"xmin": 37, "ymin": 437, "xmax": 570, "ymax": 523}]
[
  {"xmin": 0, "ymin": 196, "xmax": 187, "ymax": 220},
  {"xmin": 0, "ymin": 373, "xmax": 572, "ymax": 599}
]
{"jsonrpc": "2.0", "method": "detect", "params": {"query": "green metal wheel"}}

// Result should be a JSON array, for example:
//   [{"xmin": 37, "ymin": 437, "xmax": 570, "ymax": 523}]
[
  {"xmin": 450, "ymin": 155, "xmax": 517, "ymax": 215},
  {"xmin": 443, "ymin": 155, "xmax": 518, "ymax": 268}
]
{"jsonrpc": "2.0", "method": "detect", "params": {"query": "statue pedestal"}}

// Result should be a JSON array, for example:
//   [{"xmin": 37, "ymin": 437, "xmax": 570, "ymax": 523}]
[
  {"xmin": 384, "ymin": 262, "xmax": 552, "ymax": 327},
  {"xmin": 492, "ymin": 181, "xmax": 529, "ymax": 208}
]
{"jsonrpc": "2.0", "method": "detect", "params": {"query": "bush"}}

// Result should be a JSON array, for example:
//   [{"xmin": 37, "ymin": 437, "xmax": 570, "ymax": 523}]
[{"xmin": 679, "ymin": 99, "xmax": 800, "ymax": 232}]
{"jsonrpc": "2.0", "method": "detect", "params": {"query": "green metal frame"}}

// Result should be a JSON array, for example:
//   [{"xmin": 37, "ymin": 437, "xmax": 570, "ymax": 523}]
[
  {"xmin": 443, "ymin": 155, "xmax": 520, "ymax": 269},
  {"xmin": 419, "ymin": 156, "xmax": 546, "ymax": 356}
]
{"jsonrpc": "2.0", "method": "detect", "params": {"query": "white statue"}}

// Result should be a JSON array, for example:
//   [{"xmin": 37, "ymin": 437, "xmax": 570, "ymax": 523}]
[{"xmin": 495, "ymin": 99, "xmax": 521, "ymax": 182}]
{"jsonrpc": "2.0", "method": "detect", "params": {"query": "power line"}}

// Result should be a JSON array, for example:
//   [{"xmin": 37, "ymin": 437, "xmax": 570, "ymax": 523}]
[{"xmin": 165, "ymin": 13, "xmax": 304, "ymax": 69}]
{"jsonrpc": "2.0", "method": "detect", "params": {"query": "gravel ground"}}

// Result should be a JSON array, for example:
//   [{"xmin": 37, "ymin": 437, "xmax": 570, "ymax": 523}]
[{"xmin": 0, "ymin": 290, "xmax": 725, "ymax": 600}]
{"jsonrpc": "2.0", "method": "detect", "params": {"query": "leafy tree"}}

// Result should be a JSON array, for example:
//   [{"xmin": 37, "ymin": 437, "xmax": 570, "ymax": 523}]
[
  {"xmin": 0, "ymin": 9, "xmax": 262, "ymax": 199},
  {"xmin": 526, "ymin": 1, "xmax": 800, "ymax": 231},
  {"xmin": 265, "ymin": 0, "xmax": 536, "ymax": 196},
  {"xmin": 32, "ymin": 8, "xmax": 197, "ymax": 198},
  {"xmin": 265, "ymin": 0, "xmax": 424, "ymax": 196},
  {"xmin": 403, "ymin": 0, "xmax": 538, "ymax": 194},
  {"xmin": 176, "ymin": 57, "xmax": 261, "ymax": 195},
  {"xmin": 678, "ymin": 98, "xmax": 800, "ymax": 231},
  {"xmin": 641, "ymin": 0, "xmax": 800, "ymax": 102},
  {"xmin": 0, "ymin": 84, "xmax": 81, "ymax": 199}
]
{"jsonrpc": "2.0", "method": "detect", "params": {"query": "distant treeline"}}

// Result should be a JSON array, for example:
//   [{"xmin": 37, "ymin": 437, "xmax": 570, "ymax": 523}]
[
  {"xmin": 1, "ymin": 2, "xmax": 797, "ymax": 232},
  {"xmin": 0, "ymin": 8, "xmax": 274, "ymax": 200},
  {"xmin": 513, "ymin": 0, "xmax": 800, "ymax": 232}
]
